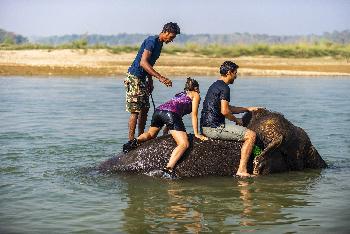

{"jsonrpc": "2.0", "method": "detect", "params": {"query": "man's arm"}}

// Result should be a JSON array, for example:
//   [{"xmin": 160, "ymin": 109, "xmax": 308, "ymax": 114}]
[
  {"xmin": 221, "ymin": 100, "xmax": 241, "ymax": 125},
  {"xmin": 230, "ymin": 105, "xmax": 261, "ymax": 114},
  {"xmin": 140, "ymin": 50, "xmax": 172, "ymax": 87}
]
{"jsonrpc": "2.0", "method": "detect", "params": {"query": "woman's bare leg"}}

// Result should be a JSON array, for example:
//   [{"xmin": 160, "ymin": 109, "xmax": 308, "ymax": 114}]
[
  {"xmin": 137, "ymin": 127, "xmax": 160, "ymax": 143},
  {"xmin": 166, "ymin": 131, "xmax": 189, "ymax": 170}
]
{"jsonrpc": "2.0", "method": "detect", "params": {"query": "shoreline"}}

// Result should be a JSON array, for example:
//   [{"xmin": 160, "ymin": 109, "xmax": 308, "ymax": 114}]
[{"xmin": 1, "ymin": 49, "xmax": 349, "ymax": 77}]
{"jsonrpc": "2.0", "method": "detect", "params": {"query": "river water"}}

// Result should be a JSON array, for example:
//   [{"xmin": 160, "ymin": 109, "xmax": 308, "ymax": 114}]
[{"xmin": 1, "ymin": 76, "xmax": 349, "ymax": 233}]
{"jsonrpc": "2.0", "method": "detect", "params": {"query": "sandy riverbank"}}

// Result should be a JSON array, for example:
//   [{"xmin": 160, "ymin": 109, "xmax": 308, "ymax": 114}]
[{"xmin": 0, "ymin": 49, "xmax": 349, "ymax": 77}]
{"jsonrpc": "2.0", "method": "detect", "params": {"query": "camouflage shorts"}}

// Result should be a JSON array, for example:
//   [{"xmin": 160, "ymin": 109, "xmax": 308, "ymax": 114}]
[{"xmin": 124, "ymin": 73, "xmax": 150, "ymax": 113}]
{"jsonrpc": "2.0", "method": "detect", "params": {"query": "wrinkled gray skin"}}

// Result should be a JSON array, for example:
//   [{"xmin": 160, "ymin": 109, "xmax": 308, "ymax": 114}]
[
  {"xmin": 98, "ymin": 109, "xmax": 327, "ymax": 177},
  {"xmin": 242, "ymin": 109, "xmax": 327, "ymax": 174}
]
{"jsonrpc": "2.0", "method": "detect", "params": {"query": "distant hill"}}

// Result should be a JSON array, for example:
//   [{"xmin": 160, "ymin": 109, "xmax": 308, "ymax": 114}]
[
  {"xmin": 0, "ymin": 29, "xmax": 28, "ymax": 44},
  {"xmin": 29, "ymin": 30, "xmax": 350, "ymax": 45}
]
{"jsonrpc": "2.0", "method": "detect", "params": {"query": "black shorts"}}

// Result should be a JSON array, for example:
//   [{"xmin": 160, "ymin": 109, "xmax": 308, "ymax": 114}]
[{"xmin": 151, "ymin": 110, "xmax": 186, "ymax": 132}]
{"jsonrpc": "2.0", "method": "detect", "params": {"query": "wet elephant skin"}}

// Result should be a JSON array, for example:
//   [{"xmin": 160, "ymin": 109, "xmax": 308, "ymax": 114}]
[{"xmin": 98, "ymin": 109, "xmax": 327, "ymax": 177}]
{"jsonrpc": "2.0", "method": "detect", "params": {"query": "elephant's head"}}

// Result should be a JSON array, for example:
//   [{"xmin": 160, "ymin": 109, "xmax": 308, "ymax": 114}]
[
  {"xmin": 253, "ymin": 150, "xmax": 289, "ymax": 175},
  {"xmin": 242, "ymin": 108, "xmax": 270, "ymax": 127}
]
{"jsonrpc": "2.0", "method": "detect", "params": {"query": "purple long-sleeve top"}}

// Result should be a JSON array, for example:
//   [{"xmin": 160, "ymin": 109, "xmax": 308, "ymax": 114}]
[{"xmin": 157, "ymin": 92, "xmax": 192, "ymax": 117}]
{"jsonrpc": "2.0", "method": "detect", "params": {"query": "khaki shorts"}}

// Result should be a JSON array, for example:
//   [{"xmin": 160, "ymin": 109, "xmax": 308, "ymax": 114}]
[
  {"xmin": 202, "ymin": 124, "xmax": 247, "ymax": 141},
  {"xmin": 124, "ymin": 73, "xmax": 150, "ymax": 113}
]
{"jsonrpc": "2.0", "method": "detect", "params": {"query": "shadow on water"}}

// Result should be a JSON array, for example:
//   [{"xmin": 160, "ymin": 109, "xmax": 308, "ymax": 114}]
[{"xmin": 74, "ymin": 169, "xmax": 324, "ymax": 233}]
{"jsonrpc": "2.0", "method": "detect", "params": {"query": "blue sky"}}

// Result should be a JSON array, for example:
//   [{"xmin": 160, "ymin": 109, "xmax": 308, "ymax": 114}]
[{"xmin": 0, "ymin": 0, "xmax": 349, "ymax": 36}]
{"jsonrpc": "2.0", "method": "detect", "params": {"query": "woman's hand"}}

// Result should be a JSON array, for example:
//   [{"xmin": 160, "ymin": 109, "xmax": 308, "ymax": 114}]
[{"xmin": 195, "ymin": 134, "xmax": 208, "ymax": 141}]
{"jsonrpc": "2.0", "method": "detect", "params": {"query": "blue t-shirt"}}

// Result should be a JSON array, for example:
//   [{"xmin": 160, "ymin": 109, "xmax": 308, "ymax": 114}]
[
  {"xmin": 200, "ymin": 80, "xmax": 231, "ymax": 128},
  {"xmin": 128, "ymin": 35, "xmax": 163, "ymax": 80}
]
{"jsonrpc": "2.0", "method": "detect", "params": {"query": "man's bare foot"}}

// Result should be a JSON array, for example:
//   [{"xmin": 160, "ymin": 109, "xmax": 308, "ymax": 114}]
[{"xmin": 236, "ymin": 171, "xmax": 255, "ymax": 178}]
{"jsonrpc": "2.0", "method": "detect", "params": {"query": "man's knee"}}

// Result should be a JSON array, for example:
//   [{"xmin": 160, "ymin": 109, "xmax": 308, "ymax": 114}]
[{"xmin": 244, "ymin": 130, "xmax": 256, "ymax": 142}]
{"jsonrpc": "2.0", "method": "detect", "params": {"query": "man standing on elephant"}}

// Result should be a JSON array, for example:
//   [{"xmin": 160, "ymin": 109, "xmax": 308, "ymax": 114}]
[
  {"xmin": 123, "ymin": 22, "xmax": 180, "ymax": 151},
  {"xmin": 200, "ymin": 61, "xmax": 260, "ymax": 177}
]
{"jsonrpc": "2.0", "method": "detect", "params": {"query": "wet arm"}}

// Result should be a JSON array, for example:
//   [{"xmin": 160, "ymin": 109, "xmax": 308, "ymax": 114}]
[
  {"xmin": 230, "ymin": 105, "xmax": 261, "ymax": 113},
  {"xmin": 140, "ymin": 50, "xmax": 172, "ymax": 86},
  {"xmin": 230, "ymin": 106, "xmax": 249, "ymax": 114},
  {"xmin": 221, "ymin": 100, "xmax": 241, "ymax": 124},
  {"xmin": 191, "ymin": 93, "xmax": 207, "ymax": 140},
  {"xmin": 191, "ymin": 93, "xmax": 201, "ymax": 136}
]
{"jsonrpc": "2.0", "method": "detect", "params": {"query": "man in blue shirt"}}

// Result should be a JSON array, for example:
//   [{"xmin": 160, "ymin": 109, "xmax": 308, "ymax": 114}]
[
  {"xmin": 123, "ymin": 22, "xmax": 180, "ymax": 152},
  {"xmin": 200, "ymin": 61, "xmax": 261, "ymax": 177}
]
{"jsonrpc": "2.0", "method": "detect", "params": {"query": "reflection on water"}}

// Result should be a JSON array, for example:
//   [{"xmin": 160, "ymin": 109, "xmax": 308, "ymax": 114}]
[
  {"xmin": 119, "ymin": 171, "xmax": 322, "ymax": 232},
  {"xmin": 1, "ymin": 76, "xmax": 349, "ymax": 232}
]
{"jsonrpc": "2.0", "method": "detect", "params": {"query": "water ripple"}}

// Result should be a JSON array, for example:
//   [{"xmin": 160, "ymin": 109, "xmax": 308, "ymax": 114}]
[{"xmin": 1, "ymin": 76, "xmax": 349, "ymax": 233}]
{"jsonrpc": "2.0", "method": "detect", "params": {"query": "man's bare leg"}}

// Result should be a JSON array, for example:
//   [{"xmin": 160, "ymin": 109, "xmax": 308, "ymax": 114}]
[
  {"xmin": 128, "ymin": 112, "xmax": 139, "ymax": 141},
  {"xmin": 137, "ymin": 107, "xmax": 149, "ymax": 136},
  {"xmin": 236, "ymin": 130, "xmax": 256, "ymax": 177}
]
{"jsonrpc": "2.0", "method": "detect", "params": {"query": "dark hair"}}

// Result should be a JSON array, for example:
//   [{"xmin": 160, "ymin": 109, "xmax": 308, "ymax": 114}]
[
  {"xmin": 162, "ymin": 22, "xmax": 181, "ymax": 35},
  {"xmin": 184, "ymin": 77, "xmax": 199, "ymax": 91},
  {"xmin": 219, "ymin": 61, "xmax": 239, "ymax": 76}
]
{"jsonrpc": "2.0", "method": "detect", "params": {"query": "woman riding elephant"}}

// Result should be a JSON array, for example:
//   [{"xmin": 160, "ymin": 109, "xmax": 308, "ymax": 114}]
[{"xmin": 123, "ymin": 77, "xmax": 208, "ymax": 175}]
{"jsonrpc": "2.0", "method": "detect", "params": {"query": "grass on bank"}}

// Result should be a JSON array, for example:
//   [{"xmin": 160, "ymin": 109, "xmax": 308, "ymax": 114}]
[
  {"xmin": 163, "ymin": 42, "xmax": 350, "ymax": 59},
  {"xmin": 1, "ymin": 39, "xmax": 350, "ymax": 59}
]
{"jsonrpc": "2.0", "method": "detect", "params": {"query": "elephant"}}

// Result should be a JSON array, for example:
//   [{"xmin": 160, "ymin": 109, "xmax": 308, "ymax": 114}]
[
  {"xmin": 241, "ymin": 109, "xmax": 327, "ymax": 174},
  {"xmin": 97, "ymin": 109, "xmax": 327, "ymax": 178}
]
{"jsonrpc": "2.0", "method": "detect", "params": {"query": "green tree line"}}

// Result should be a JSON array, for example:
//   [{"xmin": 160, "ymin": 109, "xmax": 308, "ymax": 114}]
[
  {"xmin": 1, "ymin": 39, "xmax": 349, "ymax": 59},
  {"xmin": 1, "ymin": 28, "xmax": 350, "ymax": 59}
]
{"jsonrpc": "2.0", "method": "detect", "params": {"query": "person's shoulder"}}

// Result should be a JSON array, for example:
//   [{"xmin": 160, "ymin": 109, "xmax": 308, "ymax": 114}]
[
  {"xmin": 191, "ymin": 91, "xmax": 200, "ymax": 100},
  {"xmin": 220, "ymin": 80, "xmax": 229, "ymax": 87},
  {"xmin": 214, "ymin": 80, "xmax": 228, "ymax": 88},
  {"xmin": 216, "ymin": 80, "xmax": 230, "ymax": 93},
  {"xmin": 143, "ymin": 36, "xmax": 158, "ymax": 51},
  {"xmin": 207, "ymin": 80, "xmax": 219, "ymax": 90},
  {"xmin": 145, "ymin": 35, "xmax": 157, "ymax": 43},
  {"xmin": 211, "ymin": 79, "xmax": 222, "ymax": 86}
]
